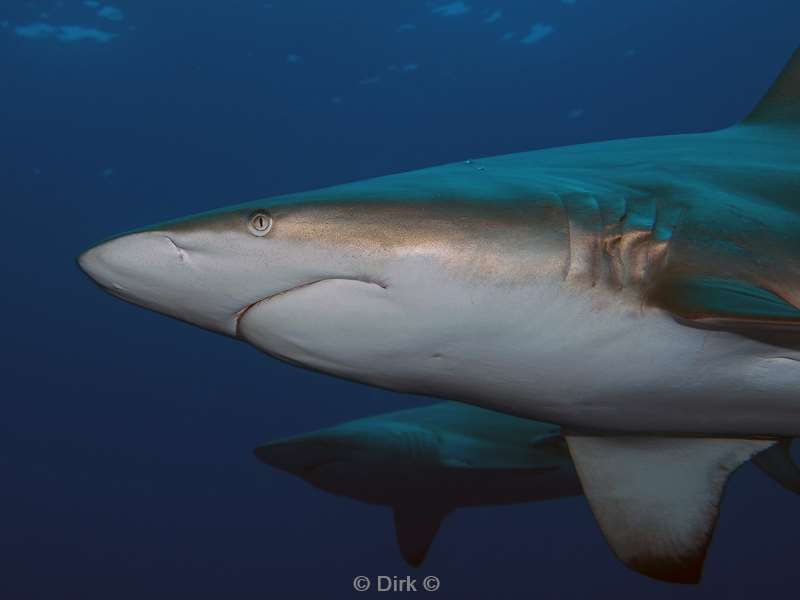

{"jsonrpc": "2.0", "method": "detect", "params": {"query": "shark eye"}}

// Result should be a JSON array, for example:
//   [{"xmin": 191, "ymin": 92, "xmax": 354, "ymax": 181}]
[{"xmin": 247, "ymin": 211, "xmax": 273, "ymax": 237}]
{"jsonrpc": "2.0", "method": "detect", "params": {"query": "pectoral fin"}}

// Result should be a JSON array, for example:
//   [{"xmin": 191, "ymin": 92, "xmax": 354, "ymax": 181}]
[
  {"xmin": 392, "ymin": 504, "xmax": 451, "ymax": 567},
  {"xmin": 649, "ymin": 277, "xmax": 800, "ymax": 347},
  {"xmin": 651, "ymin": 277, "xmax": 800, "ymax": 328},
  {"xmin": 565, "ymin": 433, "xmax": 774, "ymax": 583},
  {"xmin": 753, "ymin": 439, "xmax": 800, "ymax": 495}
]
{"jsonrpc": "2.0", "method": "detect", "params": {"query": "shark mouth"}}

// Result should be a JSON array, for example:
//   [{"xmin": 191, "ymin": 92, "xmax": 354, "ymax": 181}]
[{"xmin": 233, "ymin": 276, "xmax": 387, "ymax": 339}]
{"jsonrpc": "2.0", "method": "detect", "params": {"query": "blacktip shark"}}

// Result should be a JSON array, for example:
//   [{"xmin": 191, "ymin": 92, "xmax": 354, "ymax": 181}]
[
  {"xmin": 79, "ymin": 48, "xmax": 800, "ymax": 582},
  {"xmin": 255, "ymin": 401, "xmax": 800, "ymax": 569}
]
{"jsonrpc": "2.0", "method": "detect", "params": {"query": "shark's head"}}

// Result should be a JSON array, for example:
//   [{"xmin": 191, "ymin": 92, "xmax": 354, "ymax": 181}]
[
  {"xmin": 254, "ymin": 421, "xmax": 441, "ymax": 490},
  {"xmin": 77, "ymin": 196, "xmax": 393, "ymax": 339},
  {"xmin": 78, "ymin": 168, "xmax": 566, "ymax": 393}
]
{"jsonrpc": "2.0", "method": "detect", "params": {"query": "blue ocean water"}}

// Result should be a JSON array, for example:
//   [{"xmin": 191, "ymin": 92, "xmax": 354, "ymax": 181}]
[{"xmin": 2, "ymin": 1, "xmax": 799, "ymax": 598}]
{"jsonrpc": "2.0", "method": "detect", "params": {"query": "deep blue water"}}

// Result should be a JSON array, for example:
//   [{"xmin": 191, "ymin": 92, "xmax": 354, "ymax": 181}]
[{"xmin": 2, "ymin": 1, "xmax": 799, "ymax": 598}]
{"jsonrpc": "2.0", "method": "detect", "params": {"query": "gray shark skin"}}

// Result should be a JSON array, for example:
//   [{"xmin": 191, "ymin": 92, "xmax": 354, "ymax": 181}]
[
  {"xmin": 255, "ymin": 402, "xmax": 581, "ymax": 567},
  {"xmin": 79, "ymin": 49, "xmax": 800, "ymax": 583}
]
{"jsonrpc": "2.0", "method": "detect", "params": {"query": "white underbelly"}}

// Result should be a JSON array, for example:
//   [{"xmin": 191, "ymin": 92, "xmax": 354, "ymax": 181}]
[
  {"xmin": 239, "ymin": 264, "xmax": 800, "ymax": 437},
  {"xmin": 446, "ymin": 286, "xmax": 800, "ymax": 436}
]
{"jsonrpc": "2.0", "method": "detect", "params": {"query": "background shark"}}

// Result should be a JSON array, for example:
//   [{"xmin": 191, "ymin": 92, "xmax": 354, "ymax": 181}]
[
  {"xmin": 255, "ymin": 402, "xmax": 580, "ymax": 567},
  {"xmin": 79, "ymin": 48, "xmax": 800, "ymax": 582},
  {"xmin": 257, "ymin": 401, "xmax": 800, "ymax": 570}
]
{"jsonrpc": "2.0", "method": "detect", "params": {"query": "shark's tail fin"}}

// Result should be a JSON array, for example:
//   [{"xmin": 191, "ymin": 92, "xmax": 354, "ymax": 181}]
[{"xmin": 744, "ymin": 46, "xmax": 800, "ymax": 127}]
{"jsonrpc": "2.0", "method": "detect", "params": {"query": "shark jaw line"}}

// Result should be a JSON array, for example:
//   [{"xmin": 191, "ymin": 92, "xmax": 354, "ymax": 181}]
[{"xmin": 233, "ymin": 276, "xmax": 388, "ymax": 339}]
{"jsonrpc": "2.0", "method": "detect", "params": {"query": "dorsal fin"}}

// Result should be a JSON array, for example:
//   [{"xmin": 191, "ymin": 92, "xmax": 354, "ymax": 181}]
[{"xmin": 744, "ymin": 47, "xmax": 800, "ymax": 127}]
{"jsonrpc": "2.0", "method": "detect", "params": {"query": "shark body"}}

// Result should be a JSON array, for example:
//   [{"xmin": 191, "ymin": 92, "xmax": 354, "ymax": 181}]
[
  {"xmin": 256, "ymin": 402, "xmax": 581, "ymax": 566},
  {"xmin": 79, "ymin": 48, "xmax": 800, "ymax": 582}
]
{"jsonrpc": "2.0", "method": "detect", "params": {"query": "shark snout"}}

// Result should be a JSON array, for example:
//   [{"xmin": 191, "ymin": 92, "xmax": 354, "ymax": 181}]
[
  {"xmin": 254, "ymin": 439, "xmax": 348, "ymax": 475},
  {"xmin": 78, "ymin": 232, "xmax": 185, "ymax": 295},
  {"xmin": 256, "ymin": 425, "xmax": 442, "ymax": 477},
  {"xmin": 77, "ymin": 230, "xmax": 244, "ymax": 335},
  {"xmin": 254, "ymin": 428, "xmax": 387, "ymax": 475}
]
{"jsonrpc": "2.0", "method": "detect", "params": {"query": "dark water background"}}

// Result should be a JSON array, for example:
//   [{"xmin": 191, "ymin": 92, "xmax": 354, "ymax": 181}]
[{"xmin": 2, "ymin": 1, "xmax": 799, "ymax": 598}]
